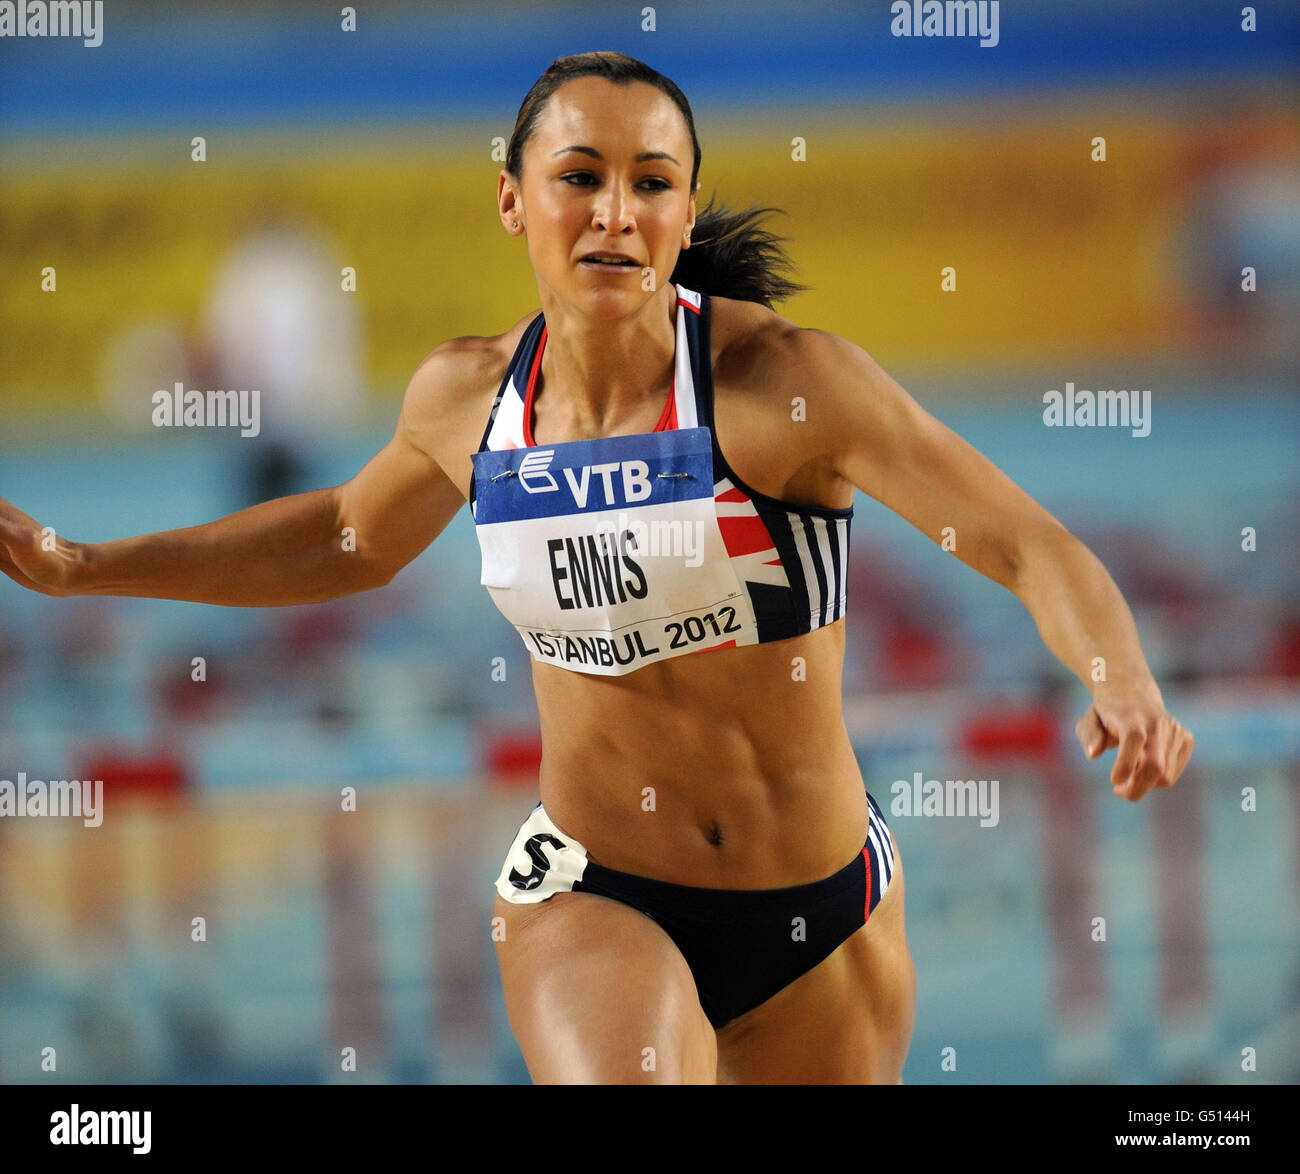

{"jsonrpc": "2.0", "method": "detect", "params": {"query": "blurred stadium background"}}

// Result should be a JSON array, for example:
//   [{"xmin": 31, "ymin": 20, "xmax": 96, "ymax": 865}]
[{"xmin": 0, "ymin": 0, "xmax": 1297, "ymax": 1084}]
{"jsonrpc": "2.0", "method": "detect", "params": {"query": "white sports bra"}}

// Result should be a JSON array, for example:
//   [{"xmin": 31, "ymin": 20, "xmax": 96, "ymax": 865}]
[{"xmin": 468, "ymin": 285, "xmax": 852, "ymax": 676}]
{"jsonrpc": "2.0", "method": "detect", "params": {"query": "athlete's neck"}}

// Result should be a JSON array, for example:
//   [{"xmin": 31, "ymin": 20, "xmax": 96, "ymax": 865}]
[{"xmin": 533, "ymin": 282, "xmax": 678, "ymax": 434}]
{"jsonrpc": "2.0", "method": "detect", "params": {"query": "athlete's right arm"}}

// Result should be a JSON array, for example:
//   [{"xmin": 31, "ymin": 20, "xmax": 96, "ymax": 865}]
[{"xmin": 0, "ymin": 348, "xmax": 470, "ymax": 606}]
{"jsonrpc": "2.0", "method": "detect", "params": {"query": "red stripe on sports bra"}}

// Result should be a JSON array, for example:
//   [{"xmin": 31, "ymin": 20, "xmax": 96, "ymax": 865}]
[
  {"xmin": 523, "ymin": 323, "xmax": 677, "ymax": 447},
  {"xmin": 717, "ymin": 514, "xmax": 776, "ymax": 558},
  {"xmin": 861, "ymin": 846, "xmax": 873, "ymax": 920},
  {"xmin": 655, "ymin": 385, "xmax": 678, "ymax": 431},
  {"xmin": 521, "ymin": 326, "xmax": 545, "ymax": 448},
  {"xmin": 715, "ymin": 486, "xmax": 749, "ymax": 504}
]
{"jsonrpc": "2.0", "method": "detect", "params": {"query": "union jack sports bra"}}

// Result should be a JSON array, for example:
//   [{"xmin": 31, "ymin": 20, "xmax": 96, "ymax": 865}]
[{"xmin": 468, "ymin": 285, "xmax": 851, "ymax": 676}]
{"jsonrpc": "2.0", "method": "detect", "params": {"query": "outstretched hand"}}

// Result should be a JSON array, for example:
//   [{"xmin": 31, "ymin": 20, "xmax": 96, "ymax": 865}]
[
  {"xmin": 0, "ymin": 496, "xmax": 76, "ymax": 596},
  {"xmin": 1075, "ymin": 685, "xmax": 1194, "ymax": 801}
]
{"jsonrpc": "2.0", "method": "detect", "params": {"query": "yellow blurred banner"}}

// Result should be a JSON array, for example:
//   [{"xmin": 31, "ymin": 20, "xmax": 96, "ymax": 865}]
[{"xmin": 1, "ymin": 112, "xmax": 1293, "ymax": 409}]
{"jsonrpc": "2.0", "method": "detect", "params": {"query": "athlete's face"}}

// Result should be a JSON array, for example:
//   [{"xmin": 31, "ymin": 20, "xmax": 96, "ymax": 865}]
[{"xmin": 503, "ymin": 77, "xmax": 697, "ymax": 312}]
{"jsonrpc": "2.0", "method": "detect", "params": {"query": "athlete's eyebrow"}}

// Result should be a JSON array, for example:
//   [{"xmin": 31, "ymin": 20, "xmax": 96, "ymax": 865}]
[{"xmin": 551, "ymin": 145, "xmax": 681, "ymax": 166}]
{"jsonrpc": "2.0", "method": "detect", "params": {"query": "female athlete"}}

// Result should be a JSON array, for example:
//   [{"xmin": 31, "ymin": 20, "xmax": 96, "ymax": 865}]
[{"xmin": 0, "ymin": 51, "xmax": 1194, "ymax": 1084}]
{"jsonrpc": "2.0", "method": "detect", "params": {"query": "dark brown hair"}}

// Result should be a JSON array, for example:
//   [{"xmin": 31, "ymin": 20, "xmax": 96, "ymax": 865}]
[{"xmin": 505, "ymin": 50, "xmax": 808, "ymax": 308}]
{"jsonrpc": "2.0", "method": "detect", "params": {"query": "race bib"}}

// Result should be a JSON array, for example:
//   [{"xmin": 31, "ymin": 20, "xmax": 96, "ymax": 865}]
[{"xmin": 471, "ymin": 427, "xmax": 759, "ymax": 675}]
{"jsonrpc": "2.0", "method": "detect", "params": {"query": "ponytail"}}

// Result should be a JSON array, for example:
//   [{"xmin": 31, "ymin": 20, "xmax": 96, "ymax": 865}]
[{"xmin": 669, "ymin": 194, "xmax": 809, "ymax": 308}]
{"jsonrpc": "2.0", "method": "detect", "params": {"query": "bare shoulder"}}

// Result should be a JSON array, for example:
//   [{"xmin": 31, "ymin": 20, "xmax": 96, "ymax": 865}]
[
  {"xmin": 403, "ymin": 308, "xmax": 539, "ymax": 425},
  {"xmin": 708, "ymin": 293, "xmax": 794, "ymax": 379},
  {"xmin": 710, "ymin": 293, "xmax": 865, "ymax": 400},
  {"xmin": 399, "ymin": 309, "xmax": 541, "ymax": 488},
  {"xmin": 707, "ymin": 294, "xmax": 866, "ymax": 510}
]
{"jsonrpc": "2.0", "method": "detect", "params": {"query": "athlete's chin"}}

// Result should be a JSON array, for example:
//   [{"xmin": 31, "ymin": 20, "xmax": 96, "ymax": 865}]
[{"xmin": 570, "ymin": 283, "xmax": 653, "ymax": 314}]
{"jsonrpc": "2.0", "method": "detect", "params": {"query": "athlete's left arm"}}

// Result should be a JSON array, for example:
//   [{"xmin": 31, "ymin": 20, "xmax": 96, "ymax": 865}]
[{"xmin": 790, "ymin": 329, "xmax": 1193, "ymax": 801}]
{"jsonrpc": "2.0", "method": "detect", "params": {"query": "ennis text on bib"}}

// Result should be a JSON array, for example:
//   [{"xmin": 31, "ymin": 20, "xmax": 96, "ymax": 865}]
[{"xmin": 469, "ymin": 286, "xmax": 852, "ymax": 676}]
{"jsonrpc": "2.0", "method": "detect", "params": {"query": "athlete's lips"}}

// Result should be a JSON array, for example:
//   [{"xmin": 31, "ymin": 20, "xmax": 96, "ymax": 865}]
[{"xmin": 579, "ymin": 251, "xmax": 640, "ymax": 266}]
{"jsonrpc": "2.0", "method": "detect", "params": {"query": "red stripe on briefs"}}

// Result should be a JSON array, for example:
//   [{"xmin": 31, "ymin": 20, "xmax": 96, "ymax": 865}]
[
  {"xmin": 522, "ymin": 325, "xmax": 546, "ymax": 447},
  {"xmin": 690, "ymin": 639, "xmax": 737, "ymax": 654},
  {"xmin": 718, "ymin": 514, "xmax": 776, "ymax": 557},
  {"xmin": 677, "ymin": 295, "xmax": 700, "ymax": 314},
  {"xmin": 861, "ymin": 846, "xmax": 873, "ymax": 919},
  {"xmin": 715, "ymin": 486, "xmax": 749, "ymax": 503}
]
